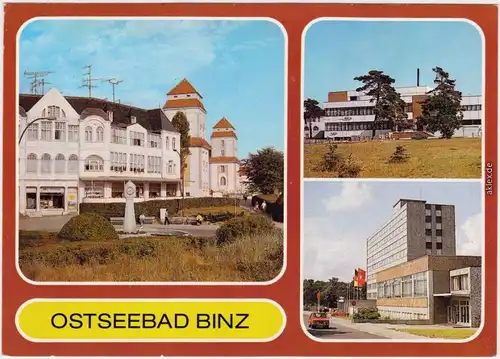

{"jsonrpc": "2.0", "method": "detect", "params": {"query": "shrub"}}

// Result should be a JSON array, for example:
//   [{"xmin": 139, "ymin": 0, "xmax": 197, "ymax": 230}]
[
  {"xmin": 58, "ymin": 213, "xmax": 119, "ymax": 242},
  {"xmin": 215, "ymin": 215, "xmax": 279, "ymax": 246},
  {"xmin": 79, "ymin": 197, "xmax": 240, "ymax": 220},
  {"xmin": 265, "ymin": 192, "xmax": 284, "ymax": 223},
  {"xmin": 353, "ymin": 307, "xmax": 380, "ymax": 320},
  {"xmin": 388, "ymin": 145, "xmax": 410, "ymax": 163},
  {"xmin": 315, "ymin": 142, "xmax": 344, "ymax": 172},
  {"xmin": 337, "ymin": 154, "xmax": 361, "ymax": 178}
]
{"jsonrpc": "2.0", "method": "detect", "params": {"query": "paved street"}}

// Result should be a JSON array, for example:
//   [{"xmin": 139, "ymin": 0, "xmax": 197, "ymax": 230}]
[{"xmin": 303, "ymin": 313, "xmax": 387, "ymax": 339}]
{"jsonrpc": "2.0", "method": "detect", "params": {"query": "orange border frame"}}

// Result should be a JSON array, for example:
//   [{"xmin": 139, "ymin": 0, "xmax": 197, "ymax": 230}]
[{"xmin": 3, "ymin": 3, "xmax": 497, "ymax": 357}]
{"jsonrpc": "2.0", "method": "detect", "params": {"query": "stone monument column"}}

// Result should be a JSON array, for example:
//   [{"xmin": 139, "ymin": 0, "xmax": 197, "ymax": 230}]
[{"xmin": 123, "ymin": 181, "xmax": 137, "ymax": 234}]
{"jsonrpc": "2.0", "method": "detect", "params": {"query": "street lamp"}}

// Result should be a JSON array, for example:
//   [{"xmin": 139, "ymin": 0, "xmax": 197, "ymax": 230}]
[
  {"xmin": 173, "ymin": 148, "xmax": 185, "ymax": 216},
  {"xmin": 18, "ymin": 116, "xmax": 57, "ymax": 144}
]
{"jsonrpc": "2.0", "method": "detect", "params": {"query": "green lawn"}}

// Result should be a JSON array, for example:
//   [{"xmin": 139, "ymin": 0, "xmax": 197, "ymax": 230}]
[
  {"xmin": 395, "ymin": 328, "xmax": 477, "ymax": 339},
  {"xmin": 304, "ymin": 138, "xmax": 481, "ymax": 178}
]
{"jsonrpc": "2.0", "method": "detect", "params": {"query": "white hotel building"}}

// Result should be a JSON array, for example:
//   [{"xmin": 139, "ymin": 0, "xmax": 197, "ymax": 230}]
[
  {"xmin": 18, "ymin": 79, "xmax": 244, "ymax": 216},
  {"xmin": 305, "ymin": 86, "xmax": 482, "ymax": 141}
]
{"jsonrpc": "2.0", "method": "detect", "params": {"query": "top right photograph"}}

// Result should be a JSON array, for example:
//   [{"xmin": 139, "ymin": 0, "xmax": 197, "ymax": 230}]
[{"xmin": 303, "ymin": 20, "xmax": 483, "ymax": 179}]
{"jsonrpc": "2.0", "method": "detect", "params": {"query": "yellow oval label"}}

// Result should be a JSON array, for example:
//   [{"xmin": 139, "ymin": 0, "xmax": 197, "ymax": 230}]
[{"xmin": 16, "ymin": 299, "xmax": 285, "ymax": 342}]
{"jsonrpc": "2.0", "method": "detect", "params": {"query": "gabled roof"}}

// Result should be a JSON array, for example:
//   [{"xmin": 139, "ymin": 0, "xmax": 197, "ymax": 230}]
[
  {"xmin": 18, "ymin": 93, "xmax": 178, "ymax": 133},
  {"xmin": 210, "ymin": 131, "xmax": 238, "ymax": 139},
  {"xmin": 213, "ymin": 117, "xmax": 235, "ymax": 129},
  {"xmin": 163, "ymin": 98, "xmax": 206, "ymax": 112},
  {"xmin": 210, "ymin": 156, "xmax": 240, "ymax": 164},
  {"xmin": 190, "ymin": 137, "xmax": 212, "ymax": 150},
  {"xmin": 167, "ymin": 78, "xmax": 202, "ymax": 98}
]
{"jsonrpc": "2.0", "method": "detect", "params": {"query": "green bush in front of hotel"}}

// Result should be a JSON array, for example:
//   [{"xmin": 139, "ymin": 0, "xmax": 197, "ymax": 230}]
[
  {"xmin": 58, "ymin": 213, "xmax": 119, "ymax": 241},
  {"xmin": 79, "ymin": 197, "xmax": 241, "ymax": 220}
]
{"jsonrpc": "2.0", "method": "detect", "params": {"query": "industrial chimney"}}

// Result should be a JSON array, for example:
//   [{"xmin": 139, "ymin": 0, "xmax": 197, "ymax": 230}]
[{"xmin": 417, "ymin": 68, "xmax": 420, "ymax": 87}]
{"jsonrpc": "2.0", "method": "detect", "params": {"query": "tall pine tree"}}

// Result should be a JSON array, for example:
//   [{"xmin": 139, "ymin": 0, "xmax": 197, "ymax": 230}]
[
  {"xmin": 171, "ymin": 111, "xmax": 191, "ymax": 184},
  {"xmin": 354, "ymin": 70, "xmax": 408, "ymax": 138},
  {"xmin": 417, "ymin": 67, "xmax": 463, "ymax": 139}
]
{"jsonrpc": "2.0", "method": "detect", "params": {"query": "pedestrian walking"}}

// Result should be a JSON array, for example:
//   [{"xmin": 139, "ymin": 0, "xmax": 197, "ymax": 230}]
[
  {"xmin": 164, "ymin": 209, "xmax": 171, "ymax": 225},
  {"xmin": 139, "ymin": 213, "xmax": 145, "ymax": 228}
]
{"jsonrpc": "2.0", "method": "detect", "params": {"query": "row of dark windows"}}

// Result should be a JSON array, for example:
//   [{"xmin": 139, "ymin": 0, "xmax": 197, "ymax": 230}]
[
  {"xmin": 425, "ymin": 228, "xmax": 443, "ymax": 236},
  {"xmin": 425, "ymin": 216, "xmax": 443, "ymax": 223},
  {"xmin": 323, "ymin": 104, "xmax": 482, "ymax": 118},
  {"xmin": 426, "ymin": 242, "xmax": 443, "ymax": 250},
  {"xmin": 426, "ymin": 204, "xmax": 442, "ymax": 210},
  {"xmin": 307, "ymin": 120, "xmax": 481, "ymax": 133}
]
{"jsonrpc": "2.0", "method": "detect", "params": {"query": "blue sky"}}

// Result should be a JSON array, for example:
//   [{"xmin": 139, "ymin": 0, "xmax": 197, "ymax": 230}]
[
  {"xmin": 304, "ymin": 20, "xmax": 483, "ymax": 103},
  {"xmin": 303, "ymin": 181, "xmax": 483, "ymax": 281},
  {"xmin": 19, "ymin": 19, "xmax": 285, "ymax": 157}
]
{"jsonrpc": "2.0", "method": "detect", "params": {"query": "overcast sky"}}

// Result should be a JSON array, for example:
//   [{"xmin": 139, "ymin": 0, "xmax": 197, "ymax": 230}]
[{"xmin": 303, "ymin": 181, "xmax": 483, "ymax": 282}]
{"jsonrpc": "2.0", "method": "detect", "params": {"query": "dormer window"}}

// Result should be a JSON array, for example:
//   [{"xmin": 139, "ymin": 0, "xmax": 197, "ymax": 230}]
[
  {"xmin": 131, "ymin": 116, "xmax": 137, "ymax": 124},
  {"xmin": 187, "ymin": 94, "xmax": 191, "ymax": 97},
  {"xmin": 42, "ymin": 105, "xmax": 65, "ymax": 118},
  {"xmin": 107, "ymin": 111, "xmax": 114, "ymax": 122}
]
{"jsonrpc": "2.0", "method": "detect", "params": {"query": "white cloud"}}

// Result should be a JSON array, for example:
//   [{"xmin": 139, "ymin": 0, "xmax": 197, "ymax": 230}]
[
  {"xmin": 322, "ymin": 182, "xmax": 373, "ymax": 212},
  {"xmin": 303, "ymin": 216, "xmax": 366, "ymax": 282},
  {"xmin": 19, "ymin": 19, "xmax": 268, "ymax": 108},
  {"xmin": 457, "ymin": 213, "xmax": 483, "ymax": 256}
]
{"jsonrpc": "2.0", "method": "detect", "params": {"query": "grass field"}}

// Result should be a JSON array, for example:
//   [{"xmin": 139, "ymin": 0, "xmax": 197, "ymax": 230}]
[
  {"xmin": 395, "ymin": 328, "xmax": 477, "ymax": 339},
  {"xmin": 19, "ymin": 230, "xmax": 283, "ymax": 282},
  {"xmin": 304, "ymin": 138, "xmax": 481, "ymax": 178}
]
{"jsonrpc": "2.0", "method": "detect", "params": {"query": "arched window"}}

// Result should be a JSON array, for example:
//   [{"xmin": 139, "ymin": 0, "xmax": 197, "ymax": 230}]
[
  {"xmin": 166, "ymin": 136, "xmax": 170, "ymax": 150},
  {"xmin": 84, "ymin": 155, "xmax": 104, "ymax": 172},
  {"xmin": 304, "ymin": 126, "xmax": 309, "ymax": 131},
  {"xmin": 41, "ymin": 153, "xmax": 52, "ymax": 173},
  {"xmin": 42, "ymin": 106, "xmax": 66, "ymax": 118},
  {"xmin": 68, "ymin": 154, "xmax": 78, "ymax": 173},
  {"xmin": 85, "ymin": 126, "xmax": 93, "ymax": 142},
  {"xmin": 220, "ymin": 176, "xmax": 227, "ymax": 186},
  {"xmin": 172, "ymin": 137, "xmax": 176, "ymax": 150},
  {"xmin": 96, "ymin": 126, "xmax": 104, "ymax": 142},
  {"xmin": 313, "ymin": 126, "xmax": 319, "ymax": 131},
  {"xmin": 55, "ymin": 154, "xmax": 65, "ymax": 173},
  {"xmin": 27, "ymin": 153, "xmax": 37, "ymax": 173}
]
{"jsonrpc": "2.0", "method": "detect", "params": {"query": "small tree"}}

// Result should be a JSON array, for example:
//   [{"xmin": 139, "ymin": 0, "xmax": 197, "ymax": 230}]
[
  {"xmin": 417, "ymin": 67, "xmax": 463, "ymax": 139},
  {"xmin": 388, "ymin": 145, "xmax": 410, "ymax": 164},
  {"xmin": 315, "ymin": 142, "xmax": 344, "ymax": 172},
  {"xmin": 337, "ymin": 154, "xmax": 361, "ymax": 178},
  {"xmin": 241, "ymin": 147, "xmax": 284, "ymax": 195},
  {"xmin": 172, "ymin": 111, "xmax": 191, "ymax": 186},
  {"xmin": 304, "ymin": 98, "xmax": 324, "ymax": 139},
  {"xmin": 354, "ymin": 70, "xmax": 408, "ymax": 138}
]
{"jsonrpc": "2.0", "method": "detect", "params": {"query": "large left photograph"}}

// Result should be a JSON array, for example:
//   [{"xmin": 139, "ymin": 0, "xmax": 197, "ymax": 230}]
[{"xmin": 17, "ymin": 18, "xmax": 286, "ymax": 283}]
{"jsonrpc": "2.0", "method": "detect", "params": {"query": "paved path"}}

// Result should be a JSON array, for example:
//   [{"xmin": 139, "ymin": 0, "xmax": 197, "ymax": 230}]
[{"xmin": 303, "ymin": 313, "xmax": 386, "ymax": 340}]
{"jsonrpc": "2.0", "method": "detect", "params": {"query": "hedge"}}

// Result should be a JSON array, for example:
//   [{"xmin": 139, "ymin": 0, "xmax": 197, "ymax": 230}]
[
  {"xmin": 58, "ymin": 213, "xmax": 119, "ymax": 241},
  {"xmin": 79, "ymin": 197, "xmax": 241, "ymax": 221}
]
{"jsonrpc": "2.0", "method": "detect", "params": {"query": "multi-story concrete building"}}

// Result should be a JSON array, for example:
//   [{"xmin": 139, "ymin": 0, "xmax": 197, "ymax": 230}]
[
  {"xmin": 18, "ymin": 79, "xmax": 245, "ymax": 216},
  {"xmin": 305, "ymin": 85, "xmax": 482, "ymax": 141},
  {"xmin": 375, "ymin": 255, "xmax": 481, "ymax": 327},
  {"xmin": 366, "ymin": 199, "xmax": 456, "ymax": 300}
]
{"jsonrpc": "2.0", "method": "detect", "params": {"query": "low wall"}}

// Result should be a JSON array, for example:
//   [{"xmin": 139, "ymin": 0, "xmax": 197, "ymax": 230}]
[{"xmin": 352, "ymin": 318, "xmax": 432, "ymax": 325}]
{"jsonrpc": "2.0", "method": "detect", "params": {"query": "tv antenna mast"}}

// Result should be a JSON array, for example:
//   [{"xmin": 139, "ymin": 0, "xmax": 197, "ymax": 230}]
[
  {"xmin": 102, "ymin": 78, "xmax": 124, "ymax": 103},
  {"xmin": 24, "ymin": 70, "xmax": 54, "ymax": 95},
  {"xmin": 80, "ymin": 65, "xmax": 106, "ymax": 98}
]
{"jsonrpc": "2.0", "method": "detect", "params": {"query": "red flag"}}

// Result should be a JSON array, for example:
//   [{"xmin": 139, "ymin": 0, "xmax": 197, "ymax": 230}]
[
  {"xmin": 316, "ymin": 291, "xmax": 321, "ymax": 300},
  {"xmin": 357, "ymin": 268, "xmax": 366, "ymax": 287},
  {"xmin": 353, "ymin": 269, "xmax": 359, "ymax": 287}
]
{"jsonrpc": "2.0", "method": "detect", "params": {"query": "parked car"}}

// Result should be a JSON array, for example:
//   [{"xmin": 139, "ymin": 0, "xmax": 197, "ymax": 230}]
[{"xmin": 308, "ymin": 312, "xmax": 330, "ymax": 329}]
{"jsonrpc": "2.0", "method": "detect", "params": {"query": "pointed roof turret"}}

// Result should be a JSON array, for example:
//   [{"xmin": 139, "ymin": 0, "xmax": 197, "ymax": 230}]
[
  {"xmin": 167, "ymin": 78, "xmax": 202, "ymax": 98},
  {"xmin": 213, "ymin": 117, "xmax": 235, "ymax": 130}
]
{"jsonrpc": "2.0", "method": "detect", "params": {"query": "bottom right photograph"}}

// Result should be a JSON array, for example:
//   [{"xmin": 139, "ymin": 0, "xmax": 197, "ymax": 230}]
[{"xmin": 302, "ymin": 180, "xmax": 483, "ymax": 341}]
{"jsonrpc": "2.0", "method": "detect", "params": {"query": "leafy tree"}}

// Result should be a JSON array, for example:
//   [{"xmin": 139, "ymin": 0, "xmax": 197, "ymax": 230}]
[
  {"xmin": 241, "ymin": 147, "xmax": 284, "ymax": 195},
  {"xmin": 354, "ymin": 70, "xmax": 408, "ymax": 138},
  {"xmin": 304, "ymin": 98, "xmax": 324, "ymax": 139},
  {"xmin": 417, "ymin": 67, "xmax": 463, "ymax": 139},
  {"xmin": 171, "ymin": 111, "xmax": 191, "ymax": 182},
  {"xmin": 303, "ymin": 278, "xmax": 367, "ymax": 308}
]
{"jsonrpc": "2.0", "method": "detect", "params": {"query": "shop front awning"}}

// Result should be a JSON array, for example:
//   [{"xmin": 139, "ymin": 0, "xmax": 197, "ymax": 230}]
[{"xmin": 80, "ymin": 176, "xmax": 181, "ymax": 183}]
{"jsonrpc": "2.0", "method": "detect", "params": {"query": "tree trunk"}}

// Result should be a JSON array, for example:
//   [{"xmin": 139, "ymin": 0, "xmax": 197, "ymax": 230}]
[{"xmin": 309, "ymin": 119, "xmax": 313, "ymax": 139}]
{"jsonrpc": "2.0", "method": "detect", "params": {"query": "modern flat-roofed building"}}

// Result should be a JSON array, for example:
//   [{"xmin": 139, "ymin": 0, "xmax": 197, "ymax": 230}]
[
  {"xmin": 366, "ymin": 199, "xmax": 456, "ymax": 300},
  {"xmin": 304, "ymin": 84, "xmax": 482, "ymax": 140},
  {"xmin": 375, "ymin": 255, "xmax": 482, "ymax": 327}
]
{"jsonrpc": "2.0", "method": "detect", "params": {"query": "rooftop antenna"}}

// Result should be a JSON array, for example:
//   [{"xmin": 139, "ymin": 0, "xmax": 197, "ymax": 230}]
[
  {"xmin": 24, "ymin": 70, "xmax": 54, "ymax": 95},
  {"xmin": 102, "ymin": 78, "xmax": 124, "ymax": 103},
  {"xmin": 80, "ymin": 65, "xmax": 106, "ymax": 98},
  {"xmin": 40, "ymin": 79, "xmax": 52, "ymax": 94}
]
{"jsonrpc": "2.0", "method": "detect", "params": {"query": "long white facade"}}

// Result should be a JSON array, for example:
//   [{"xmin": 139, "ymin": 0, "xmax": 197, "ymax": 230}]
[
  {"xmin": 305, "ymin": 86, "xmax": 482, "ymax": 140},
  {"xmin": 18, "ymin": 79, "xmax": 246, "ymax": 216}
]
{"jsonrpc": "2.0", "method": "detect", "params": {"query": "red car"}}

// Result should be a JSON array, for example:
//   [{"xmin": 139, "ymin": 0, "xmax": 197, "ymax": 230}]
[{"xmin": 308, "ymin": 312, "xmax": 330, "ymax": 329}]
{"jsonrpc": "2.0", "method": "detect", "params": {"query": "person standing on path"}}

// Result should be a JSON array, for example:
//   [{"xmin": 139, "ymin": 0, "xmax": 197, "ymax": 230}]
[{"xmin": 164, "ymin": 209, "xmax": 171, "ymax": 225}]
